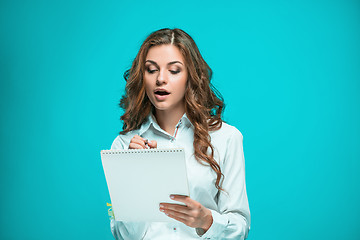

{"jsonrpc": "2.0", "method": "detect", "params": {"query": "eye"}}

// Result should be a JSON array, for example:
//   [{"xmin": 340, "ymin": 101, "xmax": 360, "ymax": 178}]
[
  {"xmin": 146, "ymin": 68, "xmax": 158, "ymax": 74},
  {"xmin": 169, "ymin": 70, "xmax": 180, "ymax": 74}
]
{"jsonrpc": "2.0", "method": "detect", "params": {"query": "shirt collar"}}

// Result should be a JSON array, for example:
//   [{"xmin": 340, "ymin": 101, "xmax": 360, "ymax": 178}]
[{"xmin": 138, "ymin": 112, "xmax": 193, "ymax": 136}]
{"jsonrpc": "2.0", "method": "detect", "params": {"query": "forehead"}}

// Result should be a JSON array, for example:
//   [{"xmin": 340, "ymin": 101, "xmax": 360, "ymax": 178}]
[{"xmin": 145, "ymin": 44, "xmax": 185, "ymax": 64}]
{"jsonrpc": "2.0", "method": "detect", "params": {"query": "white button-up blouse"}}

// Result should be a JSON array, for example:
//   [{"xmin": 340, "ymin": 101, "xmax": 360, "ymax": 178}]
[{"xmin": 109, "ymin": 113, "xmax": 250, "ymax": 240}]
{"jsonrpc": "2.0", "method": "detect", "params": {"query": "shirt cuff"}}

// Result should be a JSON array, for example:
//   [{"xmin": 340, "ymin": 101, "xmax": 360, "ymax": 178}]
[{"xmin": 196, "ymin": 209, "xmax": 229, "ymax": 239}]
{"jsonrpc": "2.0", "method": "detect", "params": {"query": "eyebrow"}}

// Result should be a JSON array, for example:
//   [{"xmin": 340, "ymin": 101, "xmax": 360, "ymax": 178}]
[{"xmin": 145, "ymin": 60, "xmax": 183, "ymax": 67}]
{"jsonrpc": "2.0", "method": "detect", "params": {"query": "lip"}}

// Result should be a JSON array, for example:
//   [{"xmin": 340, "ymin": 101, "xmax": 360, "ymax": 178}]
[
  {"xmin": 154, "ymin": 88, "xmax": 170, "ymax": 101},
  {"xmin": 154, "ymin": 88, "xmax": 170, "ymax": 94}
]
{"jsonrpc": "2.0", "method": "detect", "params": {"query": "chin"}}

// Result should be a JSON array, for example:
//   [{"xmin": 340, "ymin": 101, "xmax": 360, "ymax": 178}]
[{"xmin": 153, "ymin": 105, "xmax": 170, "ymax": 111}]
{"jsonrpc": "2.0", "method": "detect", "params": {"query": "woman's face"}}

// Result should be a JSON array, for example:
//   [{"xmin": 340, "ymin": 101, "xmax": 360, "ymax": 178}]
[{"xmin": 144, "ymin": 44, "xmax": 188, "ymax": 114}]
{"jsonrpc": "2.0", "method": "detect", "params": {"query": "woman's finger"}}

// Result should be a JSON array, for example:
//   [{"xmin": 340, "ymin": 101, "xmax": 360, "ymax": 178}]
[
  {"xmin": 165, "ymin": 213, "xmax": 188, "ymax": 225},
  {"xmin": 147, "ymin": 140, "xmax": 157, "ymax": 148},
  {"xmin": 134, "ymin": 135, "xmax": 146, "ymax": 141},
  {"xmin": 159, "ymin": 203, "xmax": 189, "ymax": 214},
  {"xmin": 170, "ymin": 195, "xmax": 194, "ymax": 208},
  {"xmin": 129, "ymin": 142, "xmax": 145, "ymax": 149},
  {"xmin": 130, "ymin": 138, "xmax": 147, "ymax": 148},
  {"xmin": 161, "ymin": 195, "xmax": 213, "ymax": 230},
  {"xmin": 163, "ymin": 209, "xmax": 190, "ymax": 222}
]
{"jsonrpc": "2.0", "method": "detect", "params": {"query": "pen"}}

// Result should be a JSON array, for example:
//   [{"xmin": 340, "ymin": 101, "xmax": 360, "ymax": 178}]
[
  {"xmin": 144, "ymin": 139, "xmax": 149, "ymax": 148},
  {"xmin": 140, "ymin": 134, "xmax": 149, "ymax": 148}
]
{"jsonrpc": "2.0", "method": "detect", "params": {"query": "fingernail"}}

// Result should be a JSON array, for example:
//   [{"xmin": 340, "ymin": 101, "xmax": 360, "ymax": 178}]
[
  {"xmin": 159, "ymin": 204, "xmax": 164, "ymax": 208},
  {"xmin": 170, "ymin": 195, "xmax": 174, "ymax": 199}
]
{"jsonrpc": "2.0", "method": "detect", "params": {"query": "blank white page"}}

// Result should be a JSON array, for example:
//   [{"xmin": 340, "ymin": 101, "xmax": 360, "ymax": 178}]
[{"xmin": 101, "ymin": 148, "xmax": 189, "ymax": 222}]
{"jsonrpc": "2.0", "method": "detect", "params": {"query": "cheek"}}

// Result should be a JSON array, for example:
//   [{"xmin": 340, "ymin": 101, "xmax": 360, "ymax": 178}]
[
  {"xmin": 145, "ymin": 86, "xmax": 153, "ymax": 101},
  {"xmin": 178, "ymin": 76, "xmax": 188, "ymax": 94},
  {"xmin": 144, "ymin": 76, "xmax": 152, "ymax": 94},
  {"xmin": 173, "ymin": 82, "xmax": 187, "ymax": 101},
  {"xmin": 171, "ymin": 72, "xmax": 187, "ymax": 88}
]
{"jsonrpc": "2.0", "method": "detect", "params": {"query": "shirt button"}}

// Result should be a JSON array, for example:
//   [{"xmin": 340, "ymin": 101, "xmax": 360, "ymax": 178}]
[{"xmin": 173, "ymin": 227, "xmax": 177, "ymax": 232}]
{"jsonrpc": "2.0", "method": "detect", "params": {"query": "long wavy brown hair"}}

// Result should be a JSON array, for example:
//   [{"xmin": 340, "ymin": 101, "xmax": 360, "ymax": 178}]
[{"xmin": 119, "ymin": 28, "xmax": 225, "ymax": 191}]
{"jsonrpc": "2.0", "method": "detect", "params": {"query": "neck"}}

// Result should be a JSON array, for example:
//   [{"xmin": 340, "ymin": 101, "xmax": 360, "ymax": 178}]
[{"xmin": 155, "ymin": 107, "xmax": 185, "ymax": 136}]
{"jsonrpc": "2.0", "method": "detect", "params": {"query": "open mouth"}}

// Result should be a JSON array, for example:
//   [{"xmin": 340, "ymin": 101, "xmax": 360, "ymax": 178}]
[{"xmin": 154, "ymin": 90, "xmax": 170, "ymax": 96}]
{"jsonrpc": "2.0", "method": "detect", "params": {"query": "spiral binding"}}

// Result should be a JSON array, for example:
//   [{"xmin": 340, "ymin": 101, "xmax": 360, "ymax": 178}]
[{"xmin": 101, "ymin": 148, "xmax": 184, "ymax": 154}]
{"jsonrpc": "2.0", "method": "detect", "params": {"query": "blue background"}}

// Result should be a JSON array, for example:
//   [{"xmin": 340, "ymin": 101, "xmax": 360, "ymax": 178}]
[{"xmin": 1, "ymin": 0, "xmax": 359, "ymax": 239}]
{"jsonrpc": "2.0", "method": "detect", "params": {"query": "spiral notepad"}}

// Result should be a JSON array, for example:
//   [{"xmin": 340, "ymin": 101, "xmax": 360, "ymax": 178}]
[{"xmin": 101, "ymin": 148, "xmax": 190, "ymax": 222}]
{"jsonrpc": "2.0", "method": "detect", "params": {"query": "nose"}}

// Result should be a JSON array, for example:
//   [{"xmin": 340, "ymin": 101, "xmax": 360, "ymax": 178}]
[{"xmin": 156, "ymin": 69, "xmax": 167, "ymax": 85}]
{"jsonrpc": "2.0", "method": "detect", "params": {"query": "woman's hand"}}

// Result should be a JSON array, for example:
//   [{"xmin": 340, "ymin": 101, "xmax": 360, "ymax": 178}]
[
  {"xmin": 159, "ymin": 195, "xmax": 213, "ymax": 232},
  {"xmin": 129, "ymin": 135, "xmax": 157, "ymax": 149}
]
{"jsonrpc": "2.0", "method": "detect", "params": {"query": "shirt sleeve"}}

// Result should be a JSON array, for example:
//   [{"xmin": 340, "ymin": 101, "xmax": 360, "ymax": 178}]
[
  {"xmin": 110, "ymin": 135, "xmax": 128, "ymax": 150},
  {"xmin": 199, "ymin": 128, "xmax": 251, "ymax": 239},
  {"xmin": 109, "ymin": 135, "xmax": 148, "ymax": 240}
]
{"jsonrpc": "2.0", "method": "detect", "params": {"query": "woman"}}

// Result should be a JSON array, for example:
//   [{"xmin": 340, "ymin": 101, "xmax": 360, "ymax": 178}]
[{"xmin": 110, "ymin": 28, "xmax": 250, "ymax": 239}]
